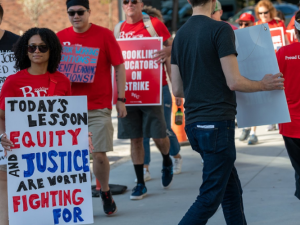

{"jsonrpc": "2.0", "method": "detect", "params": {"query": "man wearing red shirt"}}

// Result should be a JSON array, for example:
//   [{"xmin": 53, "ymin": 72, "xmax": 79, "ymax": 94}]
[
  {"xmin": 57, "ymin": 0, "xmax": 126, "ymax": 216},
  {"xmin": 116, "ymin": 0, "xmax": 174, "ymax": 200}
]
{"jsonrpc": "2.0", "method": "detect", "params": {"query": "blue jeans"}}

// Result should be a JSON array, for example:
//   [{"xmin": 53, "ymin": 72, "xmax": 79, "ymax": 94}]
[
  {"xmin": 143, "ymin": 85, "xmax": 181, "ymax": 165},
  {"xmin": 179, "ymin": 120, "xmax": 246, "ymax": 225}
]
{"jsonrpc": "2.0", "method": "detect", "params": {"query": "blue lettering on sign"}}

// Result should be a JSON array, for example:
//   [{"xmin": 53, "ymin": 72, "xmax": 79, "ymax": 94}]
[
  {"xmin": 53, "ymin": 207, "xmax": 84, "ymax": 224},
  {"xmin": 22, "ymin": 150, "xmax": 89, "ymax": 177},
  {"xmin": 63, "ymin": 46, "xmax": 73, "ymax": 53},
  {"xmin": 22, "ymin": 153, "xmax": 35, "ymax": 178},
  {"xmin": 75, "ymin": 47, "xmax": 99, "ymax": 56}
]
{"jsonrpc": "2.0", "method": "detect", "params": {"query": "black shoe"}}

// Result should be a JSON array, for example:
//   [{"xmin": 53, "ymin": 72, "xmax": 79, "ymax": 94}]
[
  {"xmin": 100, "ymin": 189, "xmax": 117, "ymax": 216},
  {"xmin": 239, "ymin": 128, "xmax": 250, "ymax": 141}
]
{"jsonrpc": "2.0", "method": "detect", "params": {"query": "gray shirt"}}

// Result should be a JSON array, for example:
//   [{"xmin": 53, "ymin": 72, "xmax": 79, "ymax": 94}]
[{"xmin": 171, "ymin": 15, "xmax": 237, "ymax": 125}]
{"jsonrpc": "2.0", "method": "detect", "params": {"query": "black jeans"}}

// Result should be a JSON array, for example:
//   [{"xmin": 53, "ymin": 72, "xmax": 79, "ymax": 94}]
[
  {"xmin": 179, "ymin": 120, "xmax": 247, "ymax": 225},
  {"xmin": 283, "ymin": 136, "xmax": 300, "ymax": 200}
]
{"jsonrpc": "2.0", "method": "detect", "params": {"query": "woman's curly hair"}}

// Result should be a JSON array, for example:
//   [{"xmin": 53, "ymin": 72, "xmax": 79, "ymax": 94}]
[{"xmin": 13, "ymin": 28, "xmax": 62, "ymax": 74}]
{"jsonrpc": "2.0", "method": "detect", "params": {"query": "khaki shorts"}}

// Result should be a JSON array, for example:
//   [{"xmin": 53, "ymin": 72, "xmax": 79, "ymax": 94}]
[
  {"xmin": 0, "ymin": 165, "xmax": 6, "ymax": 172},
  {"xmin": 88, "ymin": 109, "xmax": 114, "ymax": 153}
]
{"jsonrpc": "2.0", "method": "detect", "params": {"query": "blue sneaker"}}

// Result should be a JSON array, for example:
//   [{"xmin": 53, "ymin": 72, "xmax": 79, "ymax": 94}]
[
  {"xmin": 130, "ymin": 183, "xmax": 147, "ymax": 200},
  {"xmin": 162, "ymin": 165, "xmax": 173, "ymax": 188}
]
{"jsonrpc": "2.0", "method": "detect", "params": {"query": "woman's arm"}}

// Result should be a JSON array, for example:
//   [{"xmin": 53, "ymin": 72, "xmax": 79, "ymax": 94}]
[{"xmin": 0, "ymin": 109, "xmax": 13, "ymax": 156}]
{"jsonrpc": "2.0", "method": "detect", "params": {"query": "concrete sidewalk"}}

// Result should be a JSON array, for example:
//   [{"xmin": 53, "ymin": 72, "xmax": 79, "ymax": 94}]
[{"xmin": 92, "ymin": 125, "xmax": 299, "ymax": 225}]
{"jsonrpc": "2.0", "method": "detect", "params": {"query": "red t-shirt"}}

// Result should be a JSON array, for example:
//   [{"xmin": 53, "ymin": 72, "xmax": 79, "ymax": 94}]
[
  {"xmin": 0, "ymin": 69, "xmax": 71, "ymax": 110},
  {"xmin": 57, "ymin": 24, "xmax": 124, "ymax": 110},
  {"xmin": 256, "ymin": 19, "xmax": 287, "ymax": 34},
  {"xmin": 276, "ymin": 43, "xmax": 300, "ymax": 138},
  {"xmin": 119, "ymin": 17, "xmax": 171, "ymax": 87},
  {"xmin": 286, "ymin": 16, "xmax": 298, "ymax": 44}
]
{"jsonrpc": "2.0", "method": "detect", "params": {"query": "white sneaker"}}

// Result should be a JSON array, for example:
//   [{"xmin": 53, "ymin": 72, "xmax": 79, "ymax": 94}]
[
  {"xmin": 134, "ymin": 168, "xmax": 151, "ymax": 183},
  {"xmin": 173, "ymin": 158, "xmax": 183, "ymax": 175}
]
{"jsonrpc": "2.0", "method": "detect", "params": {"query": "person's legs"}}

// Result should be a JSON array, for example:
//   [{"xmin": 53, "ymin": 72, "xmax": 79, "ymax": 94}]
[
  {"xmin": 163, "ymin": 85, "xmax": 181, "ymax": 157},
  {"xmin": 0, "ymin": 169, "xmax": 8, "ymax": 225},
  {"xmin": 143, "ymin": 137, "xmax": 151, "ymax": 166},
  {"xmin": 179, "ymin": 120, "xmax": 246, "ymax": 225},
  {"xmin": 163, "ymin": 85, "xmax": 182, "ymax": 174},
  {"xmin": 130, "ymin": 137, "xmax": 148, "ymax": 199},
  {"xmin": 92, "ymin": 152, "xmax": 110, "ymax": 191},
  {"xmin": 89, "ymin": 109, "xmax": 116, "ymax": 215},
  {"xmin": 283, "ymin": 136, "xmax": 300, "ymax": 200},
  {"xmin": 248, "ymin": 126, "xmax": 258, "ymax": 145},
  {"xmin": 222, "ymin": 166, "xmax": 247, "ymax": 224}
]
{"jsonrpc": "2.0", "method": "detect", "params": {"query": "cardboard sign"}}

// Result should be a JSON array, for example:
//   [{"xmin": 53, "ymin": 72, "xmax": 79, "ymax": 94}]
[
  {"xmin": 0, "ymin": 50, "xmax": 17, "ymax": 165},
  {"xmin": 270, "ymin": 27, "xmax": 286, "ymax": 52},
  {"xmin": 58, "ymin": 45, "xmax": 99, "ymax": 83},
  {"xmin": 6, "ymin": 96, "xmax": 93, "ymax": 225},
  {"xmin": 234, "ymin": 24, "xmax": 290, "ymax": 128},
  {"xmin": 112, "ymin": 38, "xmax": 163, "ymax": 105}
]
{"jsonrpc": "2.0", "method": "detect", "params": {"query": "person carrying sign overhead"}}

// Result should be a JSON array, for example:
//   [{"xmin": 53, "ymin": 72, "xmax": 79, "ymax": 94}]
[
  {"xmin": 115, "ymin": 0, "xmax": 174, "ymax": 200},
  {"xmin": 57, "ymin": 0, "xmax": 126, "ymax": 216},
  {"xmin": 0, "ymin": 27, "xmax": 75, "ymax": 225}
]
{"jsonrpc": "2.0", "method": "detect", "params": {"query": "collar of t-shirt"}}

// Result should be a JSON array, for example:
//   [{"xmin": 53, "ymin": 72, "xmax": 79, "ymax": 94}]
[{"xmin": 68, "ymin": 23, "xmax": 95, "ymax": 38}]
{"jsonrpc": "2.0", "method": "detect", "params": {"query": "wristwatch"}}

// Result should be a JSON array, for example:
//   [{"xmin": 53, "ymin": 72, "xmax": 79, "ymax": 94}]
[{"xmin": 117, "ymin": 98, "xmax": 126, "ymax": 103}]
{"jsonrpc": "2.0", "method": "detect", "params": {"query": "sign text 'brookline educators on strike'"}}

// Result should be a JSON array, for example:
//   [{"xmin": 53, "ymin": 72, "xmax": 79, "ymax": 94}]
[{"xmin": 58, "ymin": 45, "xmax": 99, "ymax": 83}]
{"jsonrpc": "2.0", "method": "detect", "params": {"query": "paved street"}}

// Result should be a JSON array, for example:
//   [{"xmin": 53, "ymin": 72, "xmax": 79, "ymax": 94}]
[{"xmin": 91, "ymin": 115, "xmax": 299, "ymax": 225}]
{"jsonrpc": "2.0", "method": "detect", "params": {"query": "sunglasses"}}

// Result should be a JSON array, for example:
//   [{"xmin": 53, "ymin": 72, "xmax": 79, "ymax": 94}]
[
  {"xmin": 258, "ymin": 11, "xmax": 269, "ymax": 15},
  {"xmin": 67, "ymin": 10, "xmax": 88, "ymax": 17},
  {"xmin": 27, "ymin": 45, "xmax": 49, "ymax": 53},
  {"xmin": 239, "ymin": 22, "xmax": 250, "ymax": 27},
  {"xmin": 123, "ymin": 0, "xmax": 140, "ymax": 5}
]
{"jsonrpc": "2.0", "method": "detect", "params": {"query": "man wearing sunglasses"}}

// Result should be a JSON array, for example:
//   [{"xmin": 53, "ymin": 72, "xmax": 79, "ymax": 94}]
[
  {"xmin": 238, "ymin": 13, "xmax": 255, "ymax": 29},
  {"xmin": 57, "ymin": 0, "xmax": 127, "ymax": 216},
  {"xmin": 116, "ymin": 0, "xmax": 174, "ymax": 200}
]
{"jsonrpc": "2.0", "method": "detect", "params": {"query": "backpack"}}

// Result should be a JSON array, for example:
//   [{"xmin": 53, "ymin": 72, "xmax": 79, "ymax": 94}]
[{"xmin": 114, "ymin": 13, "xmax": 158, "ymax": 38}]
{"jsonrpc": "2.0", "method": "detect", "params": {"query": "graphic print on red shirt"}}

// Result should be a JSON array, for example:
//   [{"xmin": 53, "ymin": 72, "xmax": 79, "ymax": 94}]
[
  {"xmin": 57, "ymin": 24, "xmax": 124, "ymax": 110},
  {"xmin": 0, "ymin": 69, "xmax": 71, "ymax": 110},
  {"xmin": 119, "ymin": 16, "xmax": 171, "ymax": 86},
  {"xmin": 276, "ymin": 43, "xmax": 300, "ymax": 138}
]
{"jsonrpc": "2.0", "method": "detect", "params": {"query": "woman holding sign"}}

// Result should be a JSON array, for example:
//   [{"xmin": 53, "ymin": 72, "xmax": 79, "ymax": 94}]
[
  {"xmin": 255, "ymin": 0, "xmax": 290, "ymax": 46},
  {"xmin": 0, "ymin": 27, "xmax": 92, "ymax": 225},
  {"xmin": 276, "ymin": 11, "xmax": 300, "ymax": 202}
]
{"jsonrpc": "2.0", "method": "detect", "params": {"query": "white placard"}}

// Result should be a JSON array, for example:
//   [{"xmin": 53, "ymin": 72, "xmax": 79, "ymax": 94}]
[
  {"xmin": 6, "ymin": 96, "xmax": 93, "ymax": 225},
  {"xmin": 234, "ymin": 24, "xmax": 290, "ymax": 128},
  {"xmin": 0, "ymin": 50, "xmax": 17, "ymax": 165}
]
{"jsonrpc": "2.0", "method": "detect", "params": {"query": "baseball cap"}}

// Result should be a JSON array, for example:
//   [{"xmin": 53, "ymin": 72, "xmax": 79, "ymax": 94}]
[
  {"xmin": 239, "ymin": 13, "xmax": 255, "ymax": 23},
  {"xmin": 215, "ymin": 1, "xmax": 222, "ymax": 11}
]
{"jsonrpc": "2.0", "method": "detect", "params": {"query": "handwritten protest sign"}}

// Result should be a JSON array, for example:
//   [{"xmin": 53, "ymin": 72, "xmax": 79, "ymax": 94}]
[
  {"xmin": 0, "ymin": 50, "xmax": 17, "ymax": 165},
  {"xmin": 270, "ymin": 27, "xmax": 285, "ymax": 52},
  {"xmin": 6, "ymin": 96, "xmax": 93, "ymax": 225},
  {"xmin": 58, "ymin": 45, "xmax": 99, "ymax": 83},
  {"xmin": 112, "ymin": 38, "xmax": 163, "ymax": 105}
]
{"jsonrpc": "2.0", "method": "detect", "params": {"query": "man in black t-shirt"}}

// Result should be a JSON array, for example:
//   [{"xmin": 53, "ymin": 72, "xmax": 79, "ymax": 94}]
[{"xmin": 171, "ymin": 0, "xmax": 285, "ymax": 224}]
